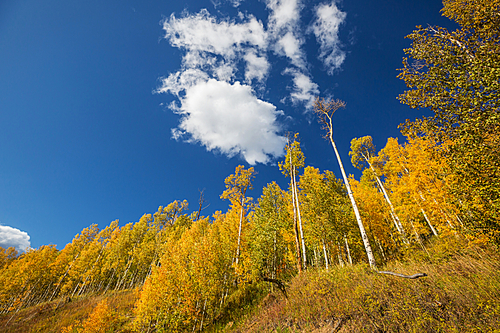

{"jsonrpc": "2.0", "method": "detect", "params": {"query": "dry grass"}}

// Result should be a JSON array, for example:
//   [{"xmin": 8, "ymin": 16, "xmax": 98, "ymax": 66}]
[
  {"xmin": 0, "ymin": 290, "xmax": 136, "ymax": 333},
  {"xmin": 231, "ymin": 239, "xmax": 500, "ymax": 332}
]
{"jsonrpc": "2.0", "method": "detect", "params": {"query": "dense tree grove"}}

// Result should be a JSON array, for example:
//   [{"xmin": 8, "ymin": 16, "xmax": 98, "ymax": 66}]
[
  {"xmin": 0, "ymin": 0, "xmax": 498, "ymax": 330},
  {"xmin": 398, "ymin": 0, "xmax": 500, "ymax": 241}
]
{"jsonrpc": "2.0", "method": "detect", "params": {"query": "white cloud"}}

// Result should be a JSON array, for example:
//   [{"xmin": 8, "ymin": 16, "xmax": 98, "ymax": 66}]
[
  {"xmin": 160, "ymin": 9, "xmax": 288, "ymax": 164},
  {"xmin": 157, "ymin": 68, "xmax": 209, "ymax": 97},
  {"xmin": 164, "ymin": 9, "xmax": 267, "ymax": 55},
  {"xmin": 170, "ymin": 79, "xmax": 286, "ymax": 165},
  {"xmin": 266, "ymin": 0, "xmax": 305, "ymax": 68},
  {"xmin": 266, "ymin": 0, "xmax": 302, "ymax": 32},
  {"xmin": 284, "ymin": 68, "xmax": 319, "ymax": 107},
  {"xmin": 265, "ymin": 0, "xmax": 322, "ymax": 107},
  {"xmin": 276, "ymin": 31, "xmax": 305, "ymax": 68},
  {"xmin": 158, "ymin": 1, "xmax": 348, "ymax": 162},
  {"xmin": 212, "ymin": 0, "xmax": 244, "ymax": 8},
  {"xmin": 0, "ymin": 225, "xmax": 30, "ymax": 252},
  {"xmin": 243, "ymin": 50, "xmax": 269, "ymax": 83},
  {"xmin": 309, "ymin": 1, "xmax": 347, "ymax": 74},
  {"xmin": 162, "ymin": 9, "xmax": 269, "ymax": 84}
]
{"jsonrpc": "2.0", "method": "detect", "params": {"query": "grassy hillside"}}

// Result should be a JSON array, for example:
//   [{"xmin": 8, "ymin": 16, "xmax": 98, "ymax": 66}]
[
  {"xmin": 0, "ymin": 290, "xmax": 136, "ymax": 333},
  {"xmin": 229, "ymin": 239, "xmax": 500, "ymax": 333},
  {"xmin": 2, "ymin": 238, "xmax": 500, "ymax": 332}
]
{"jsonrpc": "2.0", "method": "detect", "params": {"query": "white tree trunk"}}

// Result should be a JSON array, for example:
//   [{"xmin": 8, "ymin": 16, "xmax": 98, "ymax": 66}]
[
  {"xmin": 289, "ymin": 150, "xmax": 303, "ymax": 272},
  {"xmin": 292, "ymin": 166, "xmax": 307, "ymax": 269},
  {"xmin": 344, "ymin": 236, "xmax": 353, "ymax": 265},
  {"xmin": 337, "ymin": 243, "xmax": 345, "ymax": 267},
  {"xmin": 329, "ymin": 134, "xmax": 377, "ymax": 269},
  {"xmin": 235, "ymin": 196, "xmax": 244, "ymax": 265},
  {"xmin": 366, "ymin": 158, "xmax": 406, "ymax": 238},
  {"xmin": 322, "ymin": 240, "xmax": 329, "ymax": 270},
  {"xmin": 420, "ymin": 207, "xmax": 438, "ymax": 236}
]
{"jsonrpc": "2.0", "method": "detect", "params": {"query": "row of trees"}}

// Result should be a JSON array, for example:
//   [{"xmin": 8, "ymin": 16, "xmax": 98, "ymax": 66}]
[
  {"xmin": 0, "ymin": 129, "xmax": 475, "ymax": 329},
  {"xmin": 0, "ymin": 201, "xmax": 192, "ymax": 316}
]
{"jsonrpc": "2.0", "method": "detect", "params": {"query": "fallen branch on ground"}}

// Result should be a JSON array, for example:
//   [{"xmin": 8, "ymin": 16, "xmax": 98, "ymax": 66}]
[{"xmin": 377, "ymin": 271, "xmax": 428, "ymax": 279}]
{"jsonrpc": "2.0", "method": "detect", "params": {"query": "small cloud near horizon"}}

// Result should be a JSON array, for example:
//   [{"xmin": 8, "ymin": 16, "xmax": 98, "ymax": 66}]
[{"xmin": 0, "ymin": 225, "xmax": 31, "ymax": 252}]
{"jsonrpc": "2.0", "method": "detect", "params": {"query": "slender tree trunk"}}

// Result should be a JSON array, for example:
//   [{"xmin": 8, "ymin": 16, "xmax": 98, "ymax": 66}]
[
  {"xmin": 337, "ymin": 243, "xmax": 345, "ymax": 267},
  {"xmin": 322, "ymin": 240, "xmax": 329, "ymax": 270},
  {"xmin": 235, "ymin": 196, "xmax": 245, "ymax": 266},
  {"xmin": 292, "ymin": 166, "xmax": 307, "ymax": 269},
  {"xmin": 363, "ymin": 153, "xmax": 407, "ymax": 238},
  {"xmin": 409, "ymin": 219, "xmax": 430, "ymax": 255},
  {"xmin": 344, "ymin": 236, "xmax": 353, "ymax": 265},
  {"xmin": 329, "ymin": 133, "xmax": 377, "ymax": 269},
  {"xmin": 273, "ymin": 231, "xmax": 277, "ymax": 282},
  {"xmin": 420, "ymin": 207, "xmax": 438, "ymax": 236},
  {"xmin": 289, "ymin": 153, "xmax": 303, "ymax": 273},
  {"xmin": 199, "ymin": 298, "xmax": 207, "ymax": 332},
  {"xmin": 373, "ymin": 172, "xmax": 406, "ymax": 238},
  {"xmin": 103, "ymin": 267, "xmax": 117, "ymax": 294},
  {"xmin": 375, "ymin": 237, "xmax": 387, "ymax": 261},
  {"xmin": 417, "ymin": 192, "xmax": 438, "ymax": 236},
  {"xmin": 315, "ymin": 248, "xmax": 320, "ymax": 267}
]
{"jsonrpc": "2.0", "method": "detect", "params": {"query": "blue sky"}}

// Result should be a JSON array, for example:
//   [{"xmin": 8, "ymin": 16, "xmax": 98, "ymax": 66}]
[{"xmin": 0, "ymin": 0, "xmax": 455, "ymax": 251}]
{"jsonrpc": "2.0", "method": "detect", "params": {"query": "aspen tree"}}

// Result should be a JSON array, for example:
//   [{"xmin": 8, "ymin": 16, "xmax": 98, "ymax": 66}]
[
  {"xmin": 279, "ymin": 135, "xmax": 306, "ymax": 271},
  {"xmin": 251, "ymin": 182, "xmax": 293, "ymax": 281},
  {"xmin": 299, "ymin": 167, "xmax": 353, "ymax": 268},
  {"xmin": 398, "ymin": 0, "xmax": 500, "ymax": 241},
  {"xmin": 350, "ymin": 136, "xmax": 407, "ymax": 239},
  {"xmin": 220, "ymin": 165, "xmax": 255, "ymax": 266},
  {"xmin": 349, "ymin": 173, "xmax": 396, "ymax": 258},
  {"xmin": 314, "ymin": 98, "xmax": 377, "ymax": 269}
]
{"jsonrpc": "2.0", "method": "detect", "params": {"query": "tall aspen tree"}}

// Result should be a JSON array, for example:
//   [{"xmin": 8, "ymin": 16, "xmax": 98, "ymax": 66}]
[
  {"xmin": 350, "ymin": 136, "xmax": 407, "ymax": 239},
  {"xmin": 220, "ymin": 165, "xmax": 255, "ymax": 266},
  {"xmin": 279, "ymin": 135, "xmax": 307, "ymax": 271},
  {"xmin": 313, "ymin": 98, "xmax": 377, "ymax": 269}
]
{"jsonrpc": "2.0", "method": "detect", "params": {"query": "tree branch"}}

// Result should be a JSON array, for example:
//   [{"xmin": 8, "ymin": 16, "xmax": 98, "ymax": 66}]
[
  {"xmin": 261, "ymin": 277, "xmax": 288, "ymax": 298},
  {"xmin": 377, "ymin": 271, "xmax": 428, "ymax": 279}
]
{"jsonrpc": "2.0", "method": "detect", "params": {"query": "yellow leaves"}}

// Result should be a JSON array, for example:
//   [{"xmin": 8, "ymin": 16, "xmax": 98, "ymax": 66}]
[
  {"xmin": 349, "ymin": 136, "xmax": 377, "ymax": 171},
  {"xmin": 220, "ymin": 165, "xmax": 255, "ymax": 204},
  {"xmin": 133, "ymin": 215, "xmax": 237, "ymax": 331},
  {"xmin": 279, "ymin": 133, "xmax": 305, "ymax": 177},
  {"xmin": 81, "ymin": 299, "xmax": 119, "ymax": 332},
  {"xmin": 441, "ymin": 0, "xmax": 500, "ymax": 31}
]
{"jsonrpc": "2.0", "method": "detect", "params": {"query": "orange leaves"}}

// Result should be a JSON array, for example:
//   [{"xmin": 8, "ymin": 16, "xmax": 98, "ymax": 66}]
[
  {"xmin": 133, "ymin": 217, "xmax": 234, "ymax": 331},
  {"xmin": 61, "ymin": 298, "xmax": 123, "ymax": 333}
]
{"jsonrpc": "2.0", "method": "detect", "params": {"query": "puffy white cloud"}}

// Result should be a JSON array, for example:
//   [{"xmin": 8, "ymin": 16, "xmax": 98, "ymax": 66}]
[
  {"xmin": 266, "ymin": 0, "xmax": 305, "ymax": 68},
  {"xmin": 276, "ymin": 31, "xmax": 305, "ymax": 68},
  {"xmin": 309, "ymin": 1, "xmax": 347, "ymax": 74},
  {"xmin": 0, "ymin": 225, "xmax": 30, "ymax": 252},
  {"xmin": 162, "ymin": 9, "xmax": 269, "ymax": 84},
  {"xmin": 164, "ymin": 9, "xmax": 267, "ymax": 56},
  {"xmin": 265, "ymin": 0, "xmax": 322, "ymax": 107},
  {"xmin": 158, "ymin": 2, "xmax": 349, "ymax": 162},
  {"xmin": 170, "ymin": 79, "xmax": 286, "ymax": 165},
  {"xmin": 160, "ymin": 9, "xmax": 288, "ymax": 164},
  {"xmin": 158, "ymin": 68, "xmax": 209, "ymax": 97}
]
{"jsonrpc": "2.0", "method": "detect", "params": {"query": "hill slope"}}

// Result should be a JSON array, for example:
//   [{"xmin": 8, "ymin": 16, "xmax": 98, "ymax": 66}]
[
  {"xmin": 3, "ymin": 240, "xmax": 499, "ymax": 333},
  {"xmin": 229, "ymin": 242, "xmax": 500, "ymax": 333}
]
